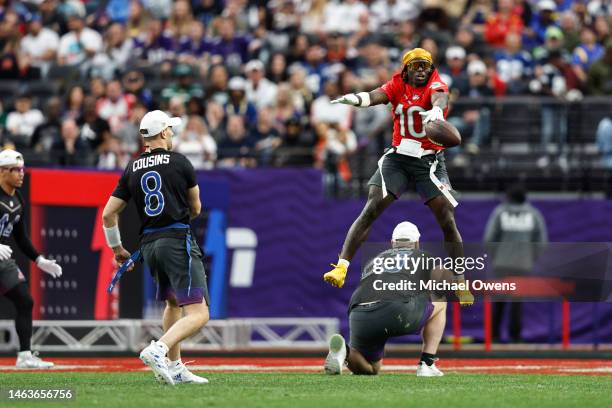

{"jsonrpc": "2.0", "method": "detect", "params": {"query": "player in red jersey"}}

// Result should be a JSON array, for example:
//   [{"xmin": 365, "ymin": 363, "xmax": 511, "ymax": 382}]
[{"xmin": 323, "ymin": 48, "xmax": 471, "ymax": 305}]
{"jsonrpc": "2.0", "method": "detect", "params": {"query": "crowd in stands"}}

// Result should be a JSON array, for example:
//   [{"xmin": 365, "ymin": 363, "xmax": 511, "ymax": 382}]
[{"xmin": 0, "ymin": 0, "xmax": 610, "ymax": 179}]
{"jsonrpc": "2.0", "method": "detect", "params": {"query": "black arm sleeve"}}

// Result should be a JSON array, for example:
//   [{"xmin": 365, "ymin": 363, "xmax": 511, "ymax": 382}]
[{"xmin": 13, "ymin": 213, "xmax": 40, "ymax": 262}]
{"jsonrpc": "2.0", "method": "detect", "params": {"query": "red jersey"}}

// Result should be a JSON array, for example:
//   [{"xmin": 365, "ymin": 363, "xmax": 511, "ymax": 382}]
[{"xmin": 380, "ymin": 69, "xmax": 449, "ymax": 150}]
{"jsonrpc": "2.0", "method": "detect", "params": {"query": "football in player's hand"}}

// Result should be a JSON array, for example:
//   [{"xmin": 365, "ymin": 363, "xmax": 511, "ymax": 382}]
[{"xmin": 425, "ymin": 121, "xmax": 462, "ymax": 147}]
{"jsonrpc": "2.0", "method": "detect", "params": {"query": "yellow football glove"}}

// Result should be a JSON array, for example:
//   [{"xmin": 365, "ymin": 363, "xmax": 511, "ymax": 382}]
[
  {"xmin": 324, "ymin": 263, "xmax": 348, "ymax": 288},
  {"xmin": 455, "ymin": 289, "xmax": 474, "ymax": 306}
]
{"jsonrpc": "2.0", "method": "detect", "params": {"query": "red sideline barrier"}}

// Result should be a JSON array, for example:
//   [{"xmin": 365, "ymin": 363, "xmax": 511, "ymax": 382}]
[{"xmin": 452, "ymin": 301, "xmax": 461, "ymax": 351}]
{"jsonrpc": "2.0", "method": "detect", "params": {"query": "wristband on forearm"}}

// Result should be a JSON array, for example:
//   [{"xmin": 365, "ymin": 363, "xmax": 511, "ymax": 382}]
[
  {"xmin": 354, "ymin": 92, "xmax": 371, "ymax": 107},
  {"xmin": 103, "ymin": 225, "xmax": 122, "ymax": 248}
]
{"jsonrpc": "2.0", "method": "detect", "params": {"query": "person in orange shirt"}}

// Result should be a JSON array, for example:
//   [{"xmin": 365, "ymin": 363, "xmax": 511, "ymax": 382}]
[{"xmin": 484, "ymin": 0, "xmax": 525, "ymax": 48}]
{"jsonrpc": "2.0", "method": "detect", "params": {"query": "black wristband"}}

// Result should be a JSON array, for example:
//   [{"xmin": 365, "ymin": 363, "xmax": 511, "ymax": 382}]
[{"xmin": 354, "ymin": 93, "xmax": 362, "ymax": 106}]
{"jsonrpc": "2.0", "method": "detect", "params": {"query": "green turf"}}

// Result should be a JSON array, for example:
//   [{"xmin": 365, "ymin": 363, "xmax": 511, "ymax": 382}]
[{"xmin": 0, "ymin": 372, "xmax": 610, "ymax": 408}]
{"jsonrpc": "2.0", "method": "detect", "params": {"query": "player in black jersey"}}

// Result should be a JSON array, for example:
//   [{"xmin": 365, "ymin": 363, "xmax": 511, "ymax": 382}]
[
  {"xmin": 102, "ymin": 110, "xmax": 209, "ymax": 385},
  {"xmin": 0, "ymin": 150, "xmax": 63, "ymax": 368},
  {"xmin": 323, "ymin": 221, "xmax": 449, "ymax": 377}
]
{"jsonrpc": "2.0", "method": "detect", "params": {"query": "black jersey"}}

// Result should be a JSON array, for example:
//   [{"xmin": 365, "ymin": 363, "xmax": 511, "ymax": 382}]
[
  {"xmin": 111, "ymin": 148, "xmax": 197, "ymax": 239},
  {"xmin": 348, "ymin": 247, "xmax": 432, "ymax": 312},
  {"xmin": 0, "ymin": 187, "xmax": 40, "ymax": 261}
]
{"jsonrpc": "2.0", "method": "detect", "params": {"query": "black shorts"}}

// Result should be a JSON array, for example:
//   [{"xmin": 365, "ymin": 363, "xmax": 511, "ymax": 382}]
[
  {"xmin": 349, "ymin": 298, "xmax": 433, "ymax": 363},
  {"xmin": 141, "ymin": 236, "xmax": 210, "ymax": 307},
  {"xmin": 0, "ymin": 259, "xmax": 26, "ymax": 294},
  {"xmin": 368, "ymin": 151, "xmax": 455, "ymax": 202}
]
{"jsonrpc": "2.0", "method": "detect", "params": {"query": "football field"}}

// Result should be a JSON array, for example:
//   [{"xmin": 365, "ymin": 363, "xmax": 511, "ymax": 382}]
[{"xmin": 1, "ymin": 357, "xmax": 611, "ymax": 408}]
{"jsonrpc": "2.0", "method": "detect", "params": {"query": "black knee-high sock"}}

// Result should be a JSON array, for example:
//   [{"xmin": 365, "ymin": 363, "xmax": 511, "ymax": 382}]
[
  {"xmin": 420, "ymin": 352, "xmax": 436, "ymax": 366},
  {"xmin": 5, "ymin": 283, "xmax": 34, "ymax": 352}
]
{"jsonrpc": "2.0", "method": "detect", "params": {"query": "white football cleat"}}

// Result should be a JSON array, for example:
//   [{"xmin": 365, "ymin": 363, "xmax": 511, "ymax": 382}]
[
  {"xmin": 416, "ymin": 361, "xmax": 444, "ymax": 377},
  {"xmin": 324, "ymin": 334, "xmax": 347, "ymax": 375},
  {"xmin": 140, "ymin": 341, "xmax": 174, "ymax": 385},
  {"xmin": 16, "ymin": 351, "xmax": 54, "ymax": 369},
  {"xmin": 171, "ymin": 361, "xmax": 209, "ymax": 384}
]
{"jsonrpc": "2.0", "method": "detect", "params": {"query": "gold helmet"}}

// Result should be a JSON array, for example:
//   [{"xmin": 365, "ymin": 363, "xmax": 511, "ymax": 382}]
[{"xmin": 402, "ymin": 48, "xmax": 433, "ymax": 67}]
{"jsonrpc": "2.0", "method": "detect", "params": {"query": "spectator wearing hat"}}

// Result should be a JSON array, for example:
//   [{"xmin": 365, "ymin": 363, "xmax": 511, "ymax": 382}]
[
  {"xmin": 448, "ymin": 59, "xmax": 494, "ymax": 157},
  {"xmin": 532, "ymin": 26, "xmax": 568, "ymax": 64},
  {"xmin": 587, "ymin": 39, "xmax": 612, "ymax": 96},
  {"xmin": 245, "ymin": 59, "xmax": 278, "ymax": 109},
  {"xmin": 57, "ymin": 9, "xmax": 103, "ymax": 67},
  {"xmin": 495, "ymin": 32, "xmax": 533, "ymax": 94},
  {"xmin": 161, "ymin": 63, "xmax": 204, "ymax": 104},
  {"xmin": 439, "ymin": 45, "xmax": 469, "ymax": 96},
  {"xmin": 5, "ymin": 93, "xmax": 44, "ymax": 148},
  {"xmin": 484, "ymin": 0, "xmax": 524, "ymax": 49},
  {"xmin": 572, "ymin": 26, "xmax": 604, "ymax": 85},
  {"xmin": 19, "ymin": 14, "xmax": 59, "ymax": 78},
  {"xmin": 225, "ymin": 76, "xmax": 257, "ymax": 128},
  {"xmin": 526, "ymin": 0, "xmax": 559, "ymax": 48}
]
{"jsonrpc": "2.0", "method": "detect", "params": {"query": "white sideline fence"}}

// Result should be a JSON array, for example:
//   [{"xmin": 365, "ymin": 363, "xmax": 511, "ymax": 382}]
[{"xmin": 0, "ymin": 318, "xmax": 339, "ymax": 352}]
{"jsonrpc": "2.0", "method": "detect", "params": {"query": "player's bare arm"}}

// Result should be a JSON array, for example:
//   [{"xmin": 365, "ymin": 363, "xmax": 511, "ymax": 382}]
[
  {"xmin": 331, "ymin": 89, "xmax": 389, "ymax": 107},
  {"xmin": 187, "ymin": 185, "xmax": 202, "ymax": 220},
  {"xmin": 102, "ymin": 196, "xmax": 132, "ymax": 267},
  {"xmin": 420, "ymin": 91, "xmax": 449, "ymax": 124}
]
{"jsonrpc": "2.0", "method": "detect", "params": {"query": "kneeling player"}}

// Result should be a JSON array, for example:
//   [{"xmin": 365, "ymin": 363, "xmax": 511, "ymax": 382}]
[{"xmin": 324, "ymin": 221, "xmax": 458, "ymax": 377}]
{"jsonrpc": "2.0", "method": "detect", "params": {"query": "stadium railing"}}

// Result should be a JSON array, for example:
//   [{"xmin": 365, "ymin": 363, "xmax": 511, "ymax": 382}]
[{"xmin": 0, "ymin": 318, "xmax": 339, "ymax": 352}]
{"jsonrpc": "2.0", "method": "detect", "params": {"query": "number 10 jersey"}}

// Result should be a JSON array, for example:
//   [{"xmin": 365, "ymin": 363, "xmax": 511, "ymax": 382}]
[{"xmin": 379, "ymin": 69, "xmax": 449, "ymax": 151}]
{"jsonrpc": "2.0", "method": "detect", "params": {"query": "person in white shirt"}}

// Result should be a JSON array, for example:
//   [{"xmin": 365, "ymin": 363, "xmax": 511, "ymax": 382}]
[
  {"xmin": 91, "ymin": 23, "xmax": 134, "ymax": 80},
  {"xmin": 57, "ymin": 12, "xmax": 103, "ymax": 66},
  {"xmin": 174, "ymin": 115, "xmax": 217, "ymax": 170},
  {"xmin": 6, "ymin": 94, "xmax": 44, "ymax": 147},
  {"xmin": 244, "ymin": 59, "xmax": 278, "ymax": 109},
  {"xmin": 96, "ymin": 80, "xmax": 135, "ymax": 134},
  {"xmin": 19, "ymin": 14, "xmax": 59, "ymax": 77},
  {"xmin": 324, "ymin": 0, "xmax": 369, "ymax": 34},
  {"xmin": 311, "ymin": 79, "xmax": 352, "ymax": 131}
]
